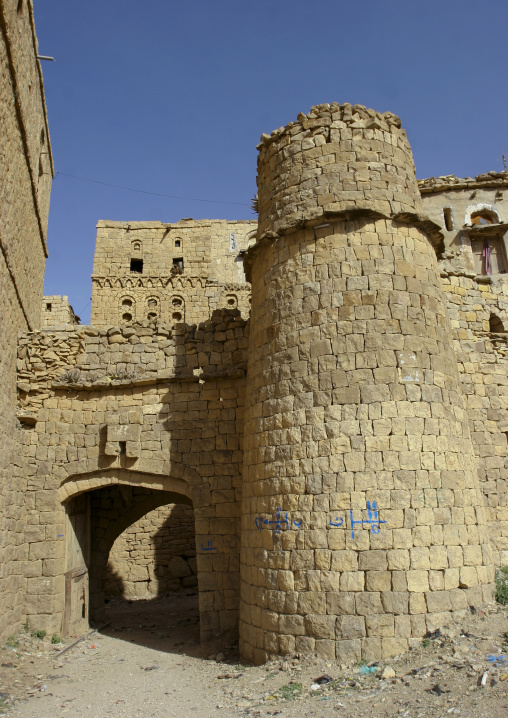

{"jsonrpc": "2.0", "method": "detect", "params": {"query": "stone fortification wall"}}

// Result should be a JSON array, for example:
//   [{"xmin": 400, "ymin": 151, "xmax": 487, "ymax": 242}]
[
  {"xmin": 17, "ymin": 310, "xmax": 248, "ymax": 417},
  {"xmin": 419, "ymin": 181, "xmax": 508, "ymax": 566},
  {"xmin": 0, "ymin": 0, "xmax": 52, "ymax": 642},
  {"xmin": 17, "ymin": 310, "xmax": 247, "ymax": 636},
  {"xmin": 440, "ymin": 272, "xmax": 508, "ymax": 566},
  {"xmin": 41, "ymin": 296, "xmax": 80, "ymax": 328},
  {"xmin": 239, "ymin": 104, "xmax": 493, "ymax": 665},
  {"xmin": 105, "ymin": 503, "xmax": 197, "ymax": 599},
  {"xmin": 91, "ymin": 219, "xmax": 255, "ymax": 327}
]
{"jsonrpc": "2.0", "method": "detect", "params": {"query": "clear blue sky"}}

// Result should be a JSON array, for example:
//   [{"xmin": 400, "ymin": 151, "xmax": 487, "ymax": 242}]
[{"xmin": 36, "ymin": 0, "xmax": 507, "ymax": 323}]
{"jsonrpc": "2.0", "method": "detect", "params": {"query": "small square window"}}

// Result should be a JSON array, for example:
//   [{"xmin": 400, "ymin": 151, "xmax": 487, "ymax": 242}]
[
  {"xmin": 46, "ymin": 302, "xmax": 52, "ymax": 311},
  {"xmin": 173, "ymin": 258, "xmax": 184, "ymax": 272},
  {"xmin": 130, "ymin": 258, "xmax": 143, "ymax": 273},
  {"xmin": 175, "ymin": 240, "xmax": 181, "ymax": 248}
]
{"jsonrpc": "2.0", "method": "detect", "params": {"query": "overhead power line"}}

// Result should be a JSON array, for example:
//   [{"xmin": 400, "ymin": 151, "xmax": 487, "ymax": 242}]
[{"xmin": 54, "ymin": 171, "xmax": 252, "ymax": 207}]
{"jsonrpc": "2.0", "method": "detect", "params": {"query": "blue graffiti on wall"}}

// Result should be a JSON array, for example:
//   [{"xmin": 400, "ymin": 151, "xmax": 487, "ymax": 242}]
[
  {"xmin": 200, "ymin": 539, "xmax": 217, "ymax": 551},
  {"xmin": 254, "ymin": 500, "xmax": 386, "ymax": 540},
  {"xmin": 254, "ymin": 507, "xmax": 302, "ymax": 534}
]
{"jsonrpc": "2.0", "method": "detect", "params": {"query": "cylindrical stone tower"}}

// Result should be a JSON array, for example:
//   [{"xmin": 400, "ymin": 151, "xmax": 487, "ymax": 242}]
[{"xmin": 239, "ymin": 102, "xmax": 494, "ymax": 665}]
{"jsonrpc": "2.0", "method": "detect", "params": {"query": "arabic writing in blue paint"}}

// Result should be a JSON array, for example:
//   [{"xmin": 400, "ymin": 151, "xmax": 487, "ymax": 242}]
[
  {"xmin": 349, "ymin": 501, "xmax": 387, "ymax": 539},
  {"xmin": 329, "ymin": 517, "xmax": 344, "ymax": 527},
  {"xmin": 330, "ymin": 501, "xmax": 387, "ymax": 538},
  {"xmin": 254, "ymin": 508, "xmax": 303, "ymax": 533},
  {"xmin": 255, "ymin": 507, "xmax": 290, "ymax": 534},
  {"xmin": 255, "ymin": 501, "xmax": 387, "ymax": 539},
  {"xmin": 200, "ymin": 540, "xmax": 217, "ymax": 551}
]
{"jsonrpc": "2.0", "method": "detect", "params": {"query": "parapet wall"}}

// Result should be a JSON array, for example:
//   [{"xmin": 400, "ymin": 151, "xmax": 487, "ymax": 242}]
[{"xmin": 17, "ymin": 310, "xmax": 249, "ymax": 418}]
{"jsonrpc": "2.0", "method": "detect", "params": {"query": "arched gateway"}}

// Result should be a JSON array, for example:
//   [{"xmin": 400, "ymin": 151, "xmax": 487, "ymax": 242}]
[{"xmin": 60, "ymin": 470, "xmax": 194, "ymax": 635}]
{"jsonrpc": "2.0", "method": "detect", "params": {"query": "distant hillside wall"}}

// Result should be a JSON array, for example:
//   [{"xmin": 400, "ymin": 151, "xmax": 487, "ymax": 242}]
[{"xmin": 0, "ymin": 0, "xmax": 52, "ymax": 641}]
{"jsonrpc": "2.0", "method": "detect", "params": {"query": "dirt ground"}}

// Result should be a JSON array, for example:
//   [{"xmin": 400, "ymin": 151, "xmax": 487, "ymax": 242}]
[{"xmin": 1, "ymin": 592, "xmax": 507, "ymax": 718}]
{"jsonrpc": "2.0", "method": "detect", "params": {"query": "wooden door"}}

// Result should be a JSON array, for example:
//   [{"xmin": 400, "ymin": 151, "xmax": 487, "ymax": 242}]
[{"xmin": 63, "ymin": 494, "xmax": 90, "ymax": 636}]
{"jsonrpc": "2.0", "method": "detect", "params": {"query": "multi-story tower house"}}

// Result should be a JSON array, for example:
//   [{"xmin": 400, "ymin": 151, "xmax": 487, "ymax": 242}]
[{"xmin": 90, "ymin": 219, "xmax": 257, "ymax": 327}]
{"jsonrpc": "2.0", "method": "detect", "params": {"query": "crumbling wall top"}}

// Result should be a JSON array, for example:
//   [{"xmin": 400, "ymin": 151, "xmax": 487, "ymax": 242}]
[
  {"xmin": 418, "ymin": 171, "xmax": 508, "ymax": 193},
  {"xmin": 255, "ymin": 102, "xmax": 425, "ymax": 239}
]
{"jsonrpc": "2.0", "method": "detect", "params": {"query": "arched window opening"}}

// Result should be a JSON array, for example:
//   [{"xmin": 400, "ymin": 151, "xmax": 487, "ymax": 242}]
[
  {"xmin": 122, "ymin": 298, "xmax": 132, "ymax": 308},
  {"xmin": 122, "ymin": 312, "xmax": 132, "ymax": 323},
  {"xmin": 132, "ymin": 241, "xmax": 141, "ymax": 253},
  {"xmin": 471, "ymin": 210, "xmax": 498, "ymax": 226},
  {"xmin": 147, "ymin": 298, "xmax": 158, "ymax": 308},
  {"xmin": 172, "ymin": 297, "xmax": 183, "ymax": 307},
  {"xmin": 17, "ymin": 0, "xmax": 23, "ymax": 16},
  {"xmin": 489, "ymin": 314, "xmax": 506, "ymax": 333},
  {"xmin": 172, "ymin": 312, "xmax": 183, "ymax": 322},
  {"xmin": 147, "ymin": 312, "xmax": 157, "ymax": 322},
  {"xmin": 175, "ymin": 239, "xmax": 181, "ymax": 248}
]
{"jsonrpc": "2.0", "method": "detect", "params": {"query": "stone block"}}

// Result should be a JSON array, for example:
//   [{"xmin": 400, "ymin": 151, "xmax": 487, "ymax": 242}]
[
  {"xmin": 336, "ymin": 615, "xmax": 365, "ymax": 639},
  {"xmin": 305, "ymin": 614, "xmax": 336, "ymax": 639},
  {"xmin": 335, "ymin": 639, "xmax": 362, "ymax": 664},
  {"xmin": 107, "ymin": 424, "xmax": 141, "ymax": 442},
  {"xmin": 366, "ymin": 614, "xmax": 394, "ymax": 637},
  {"xmin": 279, "ymin": 615, "xmax": 305, "ymax": 636},
  {"xmin": 406, "ymin": 570, "xmax": 429, "ymax": 592}
]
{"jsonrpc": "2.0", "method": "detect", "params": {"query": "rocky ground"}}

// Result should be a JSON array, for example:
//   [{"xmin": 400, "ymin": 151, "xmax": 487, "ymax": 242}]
[{"xmin": 1, "ymin": 593, "xmax": 507, "ymax": 718}]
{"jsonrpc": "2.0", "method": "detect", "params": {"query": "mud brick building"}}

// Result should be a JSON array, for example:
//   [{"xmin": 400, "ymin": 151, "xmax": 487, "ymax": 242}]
[{"xmin": 13, "ymin": 99, "xmax": 508, "ymax": 664}]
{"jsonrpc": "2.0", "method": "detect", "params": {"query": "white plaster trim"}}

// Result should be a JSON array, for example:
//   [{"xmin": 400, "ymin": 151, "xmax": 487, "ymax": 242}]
[{"xmin": 464, "ymin": 202, "xmax": 501, "ymax": 227}]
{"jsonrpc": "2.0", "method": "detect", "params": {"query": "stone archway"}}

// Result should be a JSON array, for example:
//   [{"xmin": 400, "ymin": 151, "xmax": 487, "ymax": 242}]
[
  {"xmin": 87, "ymin": 487, "xmax": 193, "ymax": 618},
  {"xmin": 59, "ymin": 465, "xmax": 197, "ymax": 504},
  {"xmin": 60, "ymin": 469, "xmax": 197, "ymax": 636}
]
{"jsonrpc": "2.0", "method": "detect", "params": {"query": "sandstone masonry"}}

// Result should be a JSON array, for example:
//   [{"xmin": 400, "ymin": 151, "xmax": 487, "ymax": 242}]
[
  {"xmin": 8, "ymin": 100, "xmax": 508, "ymax": 664},
  {"xmin": 0, "ymin": 0, "xmax": 52, "ymax": 642},
  {"xmin": 90, "ymin": 219, "xmax": 256, "ymax": 328},
  {"xmin": 41, "ymin": 296, "xmax": 80, "ymax": 329}
]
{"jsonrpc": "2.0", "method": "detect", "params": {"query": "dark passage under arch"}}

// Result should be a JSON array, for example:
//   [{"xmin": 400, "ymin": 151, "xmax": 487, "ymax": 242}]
[{"xmin": 63, "ymin": 483, "xmax": 198, "ymax": 648}]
